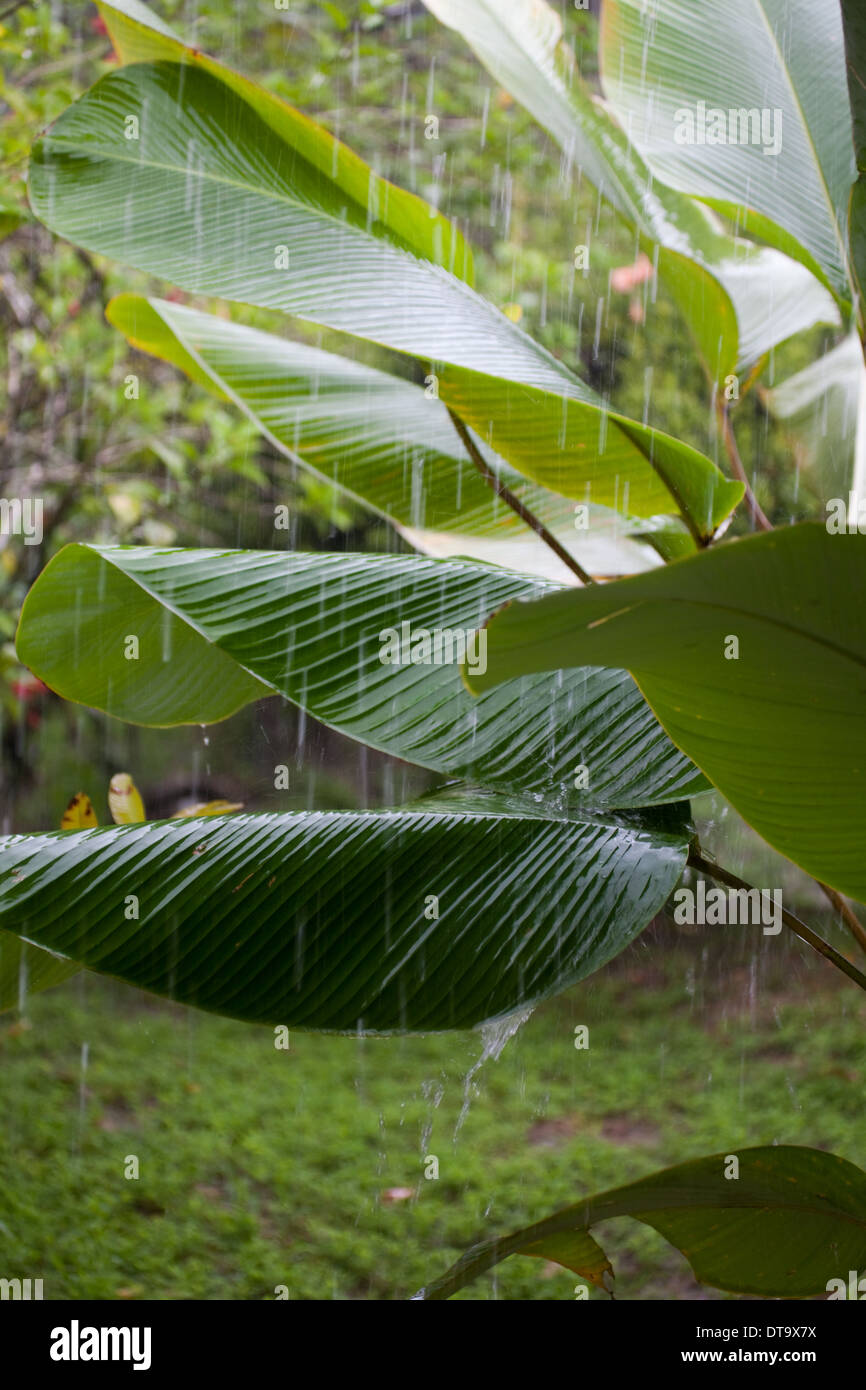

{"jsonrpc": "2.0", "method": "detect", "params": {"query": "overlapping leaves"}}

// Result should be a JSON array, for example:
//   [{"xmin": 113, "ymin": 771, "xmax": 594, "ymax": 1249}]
[
  {"xmin": 465, "ymin": 525, "xmax": 866, "ymax": 902},
  {"xmin": 601, "ymin": 0, "xmax": 857, "ymax": 307},
  {"xmin": 425, "ymin": 0, "xmax": 839, "ymax": 374},
  {"xmin": 16, "ymin": 544, "xmax": 706, "ymax": 808},
  {"xmin": 0, "ymin": 792, "xmax": 690, "ymax": 1032},
  {"xmin": 28, "ymin": 23, "xmax": 740, "ymax": 536},
  {"xmin": 107, "ymin": 294, "xmax": 678, "ymax": 582}
]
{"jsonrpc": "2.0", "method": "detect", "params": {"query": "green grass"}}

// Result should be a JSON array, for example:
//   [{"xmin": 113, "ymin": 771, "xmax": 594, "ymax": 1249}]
[{"xmin": 1, "ymin": 926, "xmax": 864, "ymax": 1301}]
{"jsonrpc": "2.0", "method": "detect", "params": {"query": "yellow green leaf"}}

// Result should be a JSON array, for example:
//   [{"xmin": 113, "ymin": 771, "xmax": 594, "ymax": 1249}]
[
  {"xmin": 60, "ymin": 793, "xmax": 98, "ymax": 830},
  {"xmin": 108, "ymin": 773, "xmax": 146, "ymax": 824},
  {"xmin": 170, "ymin": 799, "xmax": 244, "ymax": 818}
]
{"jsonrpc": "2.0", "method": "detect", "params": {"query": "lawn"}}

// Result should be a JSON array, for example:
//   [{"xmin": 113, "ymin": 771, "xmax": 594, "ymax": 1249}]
[{"xmin": 2, "ymin": 926, "xmax": 863, "ymax": 1300}]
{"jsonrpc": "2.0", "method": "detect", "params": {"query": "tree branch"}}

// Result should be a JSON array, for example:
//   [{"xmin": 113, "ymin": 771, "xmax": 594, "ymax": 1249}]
[
  {"xmin": 447, "ymin": 408, "xmax": 595, "ymax": 586},
  {"xmin": 816, "ymin": 880, "xmax": 866, "ymax": 958},
  {"xmin": 687, "ymin": 849, "xmax": 866, "ymax": 992}
]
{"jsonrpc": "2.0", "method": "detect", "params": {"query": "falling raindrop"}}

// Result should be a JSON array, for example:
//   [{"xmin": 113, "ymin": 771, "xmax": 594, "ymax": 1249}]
[
  {"xmin": 454, "ymin": 1007, "xmax": 534, "ymax": 1139},
  {"xmin": 78, "ymin": 1040, "xmax": 89, "ymax": 1134}
]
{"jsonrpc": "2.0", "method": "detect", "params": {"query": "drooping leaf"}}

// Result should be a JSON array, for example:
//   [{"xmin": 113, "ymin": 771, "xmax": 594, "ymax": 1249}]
[
  {"xmin": 108, "ymin": 294, "xmax": 678, "ymax": 582},
  {"xmin": 600, "ymin": 0, "xmax": 857, "ymax": 307},
  {"xmin": 419, "ymin": 1145, "xmax": 866, "ymax": 1298},
  {"xmin": 28, "ymin": 59, "xmax": 741, "ymax": 535},
  {"xmin": 0, "ymin": 793, "xmax": 691, "ymax": 1032},
  {"xmin": 424, "ymin": 0, "xmax": 838, "ymax": 375},
  {"xmin": 464, "ymin": 524, "xmax": 866, "ymax": 901},
  {"xmin": 519, "ymin": 1231, "xmax": 613, "ymax": 1290},
  {"xmin": 16, "ymin": 544, "xmax": 708, "ymax": 808}
]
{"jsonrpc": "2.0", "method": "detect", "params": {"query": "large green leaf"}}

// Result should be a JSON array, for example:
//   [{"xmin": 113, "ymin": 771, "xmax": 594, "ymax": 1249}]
[
  {"xmin": 424, "ymin": 0, "xmax": 838, "ymax": 374},
  {"xmin": 108, "ymin": 294, "xmax": 679, "ymax": 581},
  {"xmin": 28, "ymin": 59, "xmax": 740, "ymax": 536},
  {"xmin": 419, "ymin": 1145, "xmax": 866, "ymax": 1298},
  {"xmin": 16, "ymin": 545, "xmax": 706, "ymax": 808},
  {"xmin": 601, "ymin": 0, "xmax": 857, "ymax": 307},
  {"xmin": 94, "ymin": 0, "xmax": 471, "ymax": 280},
  {"xmin": 464, "ymin": 525, "xmax": 866, "ymax": 901},
  {"xmin": 0, "ymin": 793, "xmax": 690, "ymax": 1032}
]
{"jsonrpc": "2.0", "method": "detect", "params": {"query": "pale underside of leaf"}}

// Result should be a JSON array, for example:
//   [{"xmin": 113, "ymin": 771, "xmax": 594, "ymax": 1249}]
[
  {"xmin": 600, "ymin": 0, "xmax": 856, "ymax": 306},
  {"xmin": 424, "ymin": 0, "xmax": 839, "ymax": 374}
]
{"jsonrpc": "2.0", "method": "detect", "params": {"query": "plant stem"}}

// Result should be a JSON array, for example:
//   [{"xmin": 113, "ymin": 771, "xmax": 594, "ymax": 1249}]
[
  {"xmin": 687, "ymin": 849, "xmax": 866, "ymax": 992},
  {"xmin": 717, "ymin": 401, "xmax": 773, "ymax": 532},
  {"xmin": 447, "ymin": 408, "xmax": 595, "ymax": 586},
  {"xmin": 816, "ymin": 880, "xmax": 866, "ymax": 957},
  {"xmin": 454, "ymin": 403, "xmax": 860, "ymax": 964}
]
